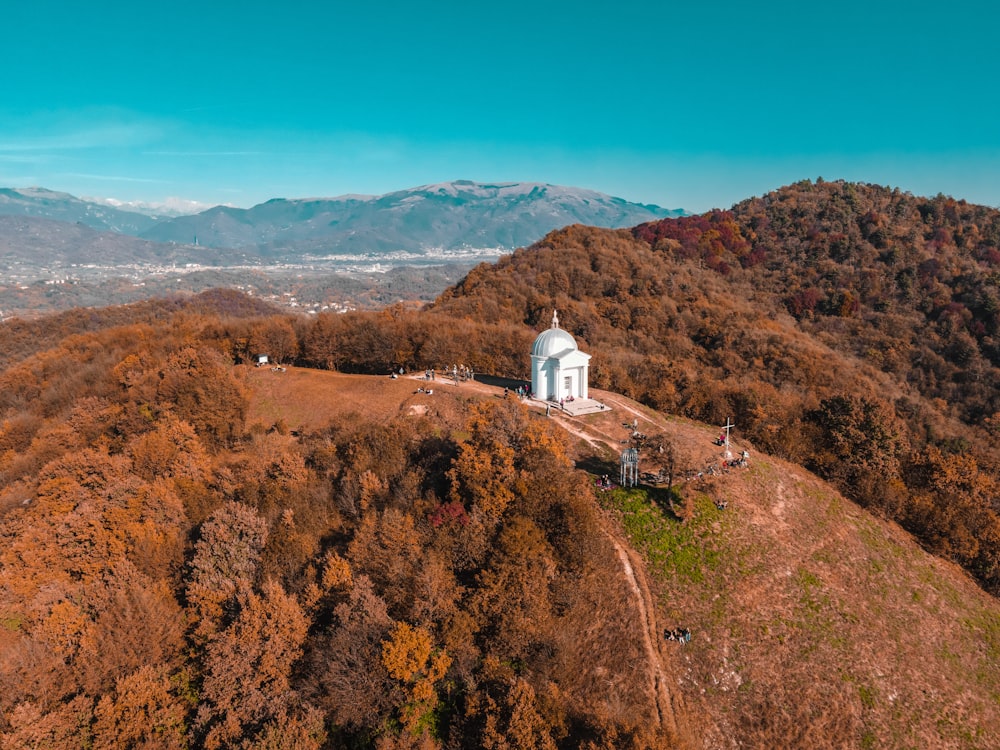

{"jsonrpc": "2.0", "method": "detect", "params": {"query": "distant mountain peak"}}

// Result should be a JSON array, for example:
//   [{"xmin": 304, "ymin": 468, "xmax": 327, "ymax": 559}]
[
  {"xmin": 10, "ymin": 186, "xmax": 74, "ymax": 199},
  {"xmin": 406, "ymin": 180, "xmax": 608, "ymax": 201},
  {"xmin": 86, "ymin": 195, "xmax": 218, "ymax": 217},
  {"xmin": 0, "ymin": 186, "xmax": 165, "ymax": 234},
  {"xmin": 137, "ymin": 180, "xmax": 686, "ymax": 255},
  {"xmin": 0, "ymin": 180, "xmax": 687, "ymax": 262}
]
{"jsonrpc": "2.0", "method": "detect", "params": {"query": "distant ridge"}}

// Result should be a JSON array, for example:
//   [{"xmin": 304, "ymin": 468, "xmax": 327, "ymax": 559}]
[
  {"xmin": 0, "ymin": 187, "xmax": 164, "ymax": 234},
  {"xmin": 137, "ymin": 180, "xmax": 685, "ymax": 254},
  {"xmin": 0, "ymin": 180, "xmax": 684, "ymax": 262}
]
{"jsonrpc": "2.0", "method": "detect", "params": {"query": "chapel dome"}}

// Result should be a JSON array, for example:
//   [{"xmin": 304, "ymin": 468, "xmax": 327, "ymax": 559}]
[{"xmin": 531, "ymin": 310, "xmax": 578, "ymax": 358}]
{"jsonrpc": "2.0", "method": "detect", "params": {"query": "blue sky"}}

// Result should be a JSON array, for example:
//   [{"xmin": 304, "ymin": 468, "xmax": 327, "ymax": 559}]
[{"xmin": 2, "ymin": 0, "xmax": 997, "ymax": 212}]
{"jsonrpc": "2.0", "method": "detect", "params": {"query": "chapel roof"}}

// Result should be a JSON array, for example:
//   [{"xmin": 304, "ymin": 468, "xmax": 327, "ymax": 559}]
[{"xmin": 531, "ymin": 310, "xmax": 580, "ymax": 358}]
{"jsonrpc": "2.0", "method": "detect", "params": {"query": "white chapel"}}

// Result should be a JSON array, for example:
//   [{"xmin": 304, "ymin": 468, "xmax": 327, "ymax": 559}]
[{"xmin": 531, "ymin": 310, "xmax": 591, "ymax": 401}]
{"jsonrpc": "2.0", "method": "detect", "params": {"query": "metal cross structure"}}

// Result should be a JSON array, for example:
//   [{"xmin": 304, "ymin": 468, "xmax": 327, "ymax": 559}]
[
  {"xmin": 620, "ymin": 448, "xmax": 639, "ymax": 488},
  {"xmin": 721, "ymin": 417, "xmax": 735, "ymax": 459}
]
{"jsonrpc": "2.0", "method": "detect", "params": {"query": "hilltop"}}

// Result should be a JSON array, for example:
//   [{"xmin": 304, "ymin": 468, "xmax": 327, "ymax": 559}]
[
  {"xmin": 430, "ymin": 179, "xmax": 1000, "ymax": 596},
  {"xmin": 2, "ymin": 290, "xmax": 997, "ymax": 748},
  {"xmin": 0, "ymin": 300, "xmax": 697, "ymax": 748}
]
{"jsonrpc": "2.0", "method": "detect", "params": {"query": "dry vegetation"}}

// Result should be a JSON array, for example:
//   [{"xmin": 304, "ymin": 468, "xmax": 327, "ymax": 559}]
[
  {"xmin": 4, "ymin": 179, "xmax": 1000, "ymax": 748},
  {"xmin": 547, "ymin": 398, "xmax": 1000, "ymax": 748},
  {"xmin": 0, "ymin": 299, "xmax": 683, "ymax": 748}
]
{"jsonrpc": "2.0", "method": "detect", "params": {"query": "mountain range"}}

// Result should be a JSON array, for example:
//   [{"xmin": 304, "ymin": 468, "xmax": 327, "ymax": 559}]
[
  {"xmin": 0, "ymin": 181, "xmax": 684, "ymax": 262},
  {"xmin": 0, "ymin": 187, "xmax": 166, "ymax": 235}
]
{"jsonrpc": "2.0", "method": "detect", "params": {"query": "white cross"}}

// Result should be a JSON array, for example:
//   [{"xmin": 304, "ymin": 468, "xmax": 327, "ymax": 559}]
[{"xmin": 722, "ymin": 417, "xmax": 735, "ymax": 458}]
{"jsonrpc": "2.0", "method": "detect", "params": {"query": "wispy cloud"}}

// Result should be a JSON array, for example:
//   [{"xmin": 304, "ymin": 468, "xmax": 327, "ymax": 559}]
[
  {"xmin": 142, "ymin": 151, "xmax": 264, "ymax": 157},
  {"xmin": 59, "ymin": 172, "xmax": 166, "ymax": 184},
  {"xmin": 0, "ymin": 174, "xmax": 38, "ymax": 186},
  {"xmin": 0, "ymin": 108, "xmax": 168, "ymax": 154},
  {"xmin": 0, "ymin": 153, "xmax": 48, "ymax": 163}
]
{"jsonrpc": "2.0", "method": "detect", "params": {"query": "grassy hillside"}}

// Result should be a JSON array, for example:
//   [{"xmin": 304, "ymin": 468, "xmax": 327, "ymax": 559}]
[
  {"xmin": 606, "ymin": 458, "xmax": 1000, "ymax": 748},
  {"xmin": 513, "ymin": 389, "xmax": 1000, "ymax": 749}
]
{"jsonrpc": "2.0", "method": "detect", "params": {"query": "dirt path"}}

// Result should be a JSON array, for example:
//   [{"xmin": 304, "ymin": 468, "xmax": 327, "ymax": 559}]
[
  {"xmin": 548, "ymin": 413, "xmax": 609, "ymax": 451},
  {"xmin": 605, "ymin": 523, "xmax": 695, "ymax": 744},
  {"xmin": 531, "ymin": 391, "xmax": 700, "ymax": 744}
]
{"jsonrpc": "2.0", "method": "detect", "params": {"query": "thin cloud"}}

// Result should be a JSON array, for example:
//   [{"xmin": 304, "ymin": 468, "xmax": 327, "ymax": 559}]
[
  {"xmin": 0, "ymin": 154, "xmax": 47, "ymax": 163},
  {"xmin": 59, "ymin": 172, "xmax": 166, "ymax": 184},
  {"xmin": 0, "ymin": 109, "xmax": 168, "ymax": 153},
  {"xmin": 143, "ymin": 151, "xmax": 264, "ymax": 157},
  {"xmin": 0, "ymin": 175, "xmax": 38, "ymax": 186}
]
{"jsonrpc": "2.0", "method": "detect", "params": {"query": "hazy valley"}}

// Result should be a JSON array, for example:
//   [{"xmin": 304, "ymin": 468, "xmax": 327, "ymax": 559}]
[{"xmin": 0, "ymin": 181, "xmax": 682, "ymax": 319}]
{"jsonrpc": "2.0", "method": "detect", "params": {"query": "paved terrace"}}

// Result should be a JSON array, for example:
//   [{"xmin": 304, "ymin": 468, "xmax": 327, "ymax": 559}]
[{"xmin": 534, "ymin": 397, "xmax": 612, "ymax": 416}]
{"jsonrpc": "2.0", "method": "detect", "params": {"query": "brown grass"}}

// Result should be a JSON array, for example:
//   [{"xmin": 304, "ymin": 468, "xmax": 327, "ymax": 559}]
[{"xmin": 244, "ymin": 366, "xmax": 474, "ymax": 433}]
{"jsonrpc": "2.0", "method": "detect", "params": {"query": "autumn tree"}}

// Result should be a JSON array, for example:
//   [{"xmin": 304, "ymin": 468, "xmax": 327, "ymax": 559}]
[
  {"xmin": 381, "ymin": 621, "xmax": 452, "ymax": 736},
  {"xmin": 90, "ymin": 665, "xmax": 187, "ymax": 750},
  {"xmin": 306, "ymin": 575, "xmax": 398, "ymax": 732},
  {"xmin": 248, "ymin": 317, "xmax": 299, "ymax": 364},
  {"xmin": 186, "ymin": 501, "xmax": 268, "ymax": 640},
  {"xmin": 473, "ymin": 516, "xmax": 558, "ymax": 662},
  {"xmin": 1, "ymin": 695, "xmax": 94, "ymax": 750},
  {"xmin": 348, "ymin": 507, "xmax": 427, "ymax": 618},
  {"xmin": 156, "ymin": 346, "xmax": 248, "ymax": 450},
  {"xmin": 195, "ymin": 580, "xmax": 310, "ymax": 749},
  {"xmin": 448, "ymin": 399, "xmax": 569, "ymax": 522},
  {"xmin": 805, "ymin": 395, "xmax": 905, "ymax": 506},
  {"xmin": 75, "ymin": 562, "xmax": 185, "ymax": 696},
  {"xmin": 458, "ymin": 658, "xmax": 560, "ymax": 750}
]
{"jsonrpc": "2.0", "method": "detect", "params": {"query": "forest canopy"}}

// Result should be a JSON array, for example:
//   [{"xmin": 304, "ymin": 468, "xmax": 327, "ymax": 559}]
[{"xmin": 0, "ymin": 297, "xmax": 673, "ymax": 748}]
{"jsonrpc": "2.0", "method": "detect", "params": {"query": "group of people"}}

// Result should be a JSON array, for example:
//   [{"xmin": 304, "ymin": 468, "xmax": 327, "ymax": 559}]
[
  {"xmin": 451, "ymin": 364, "xmax": 474, "ymax": 383},
  {"xmin": 726, "ymin": 450, "xmax": 750, "ymax": 468},
  {"xmin": 557, "ymin": 395, "xmax": 578, "ymax": 410},
  {"xmin": 664, "ymin": 628, "xmax": 691, "ymax": 643},
  {"xmin": 503, "ymin": 385, "xmax": 531, "ymax": 400},
  {"xmin": 419, "ymin": 365, "xmax": 475, "ymax": 384}
]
